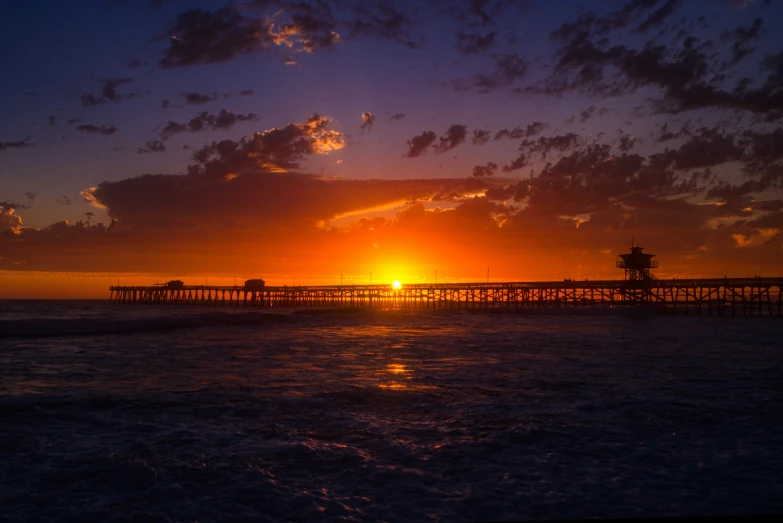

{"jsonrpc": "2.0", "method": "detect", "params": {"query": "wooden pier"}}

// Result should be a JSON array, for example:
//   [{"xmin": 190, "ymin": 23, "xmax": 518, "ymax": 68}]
[{"xmin": 109, "ymin": 278, "xmax": 783, "ymax": 316}]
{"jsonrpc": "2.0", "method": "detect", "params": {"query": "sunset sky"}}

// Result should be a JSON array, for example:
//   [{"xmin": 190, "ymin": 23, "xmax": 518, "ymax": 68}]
[{"xmin": 2, "ymin": 0, "xmax": 782, "ymax": 297}]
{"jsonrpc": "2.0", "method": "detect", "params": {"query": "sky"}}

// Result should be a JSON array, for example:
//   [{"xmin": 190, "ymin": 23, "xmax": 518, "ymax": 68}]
[{"xmin": 1, "ymin": 0, "xmax": 782, "ymax": 297}]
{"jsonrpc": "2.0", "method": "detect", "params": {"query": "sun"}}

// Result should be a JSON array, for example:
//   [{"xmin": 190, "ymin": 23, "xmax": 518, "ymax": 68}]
[{"xmin": 392, "ymin": 280, "xmax": 402, "ymax": 290}]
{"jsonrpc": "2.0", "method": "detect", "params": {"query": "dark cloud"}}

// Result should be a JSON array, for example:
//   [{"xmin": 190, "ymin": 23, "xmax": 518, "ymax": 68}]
[
  {"xmin": 75, "ymin": 124, "xmax": 118, "ymax": 136},
  {"xmin": 472, "ymin": 161, "xmax": 497, "ymax": 177},
  {"xmin": 635, "ymin": 0, "xmax": 682, "ymax": 33},
  {"xmin": 80, "ymin": 93, "xmax": 102, "ymax": 107},
  {"xmin": 81, "ymin": 78, "xmax": 134, "ymax": 107},
  {"xmin": 160, "ymin": 110, "xmax": 258, "ymax": 139},
  {"xmin": 347, "ymin": 3, "xmax": 417, "ymax": 49},
  {"xmin": 186, "ymin": 114, "xmax": 344, "ymax": 177},
  {"xmin": 360, "ymin": 112, "xmax": 375, "ymax": 134},
  {"xmin": 137, "ymin": 140, "xmax": 166, "ymax": 154},
  {"xmin": 0, "ymin": 136, "xmax": 33, "ymax": 152},
  {"xmin": 159, "ymin": 6, "xmax": 275, "ymax": 68},
  {"xmin": 539, "ymin": 15, "xmax": 783, "ymax": 120},
  {"xmin": 502, "ymin": 153, "xmax": 528, "ymax": 173},
  {"xmin": 128, "ymin": 57, "xmax": 149, "ymax": 69},
  {"xmin": 578, "ymin": 105, "xmax": 610, "ymax": 123},
  {"xmin": 434, "ymin": 125, "xmax": 468, "ymax": 154},
  {"xmin": 456, "ymin": 53, "xmax": 528, "ymax": 92},
  {"xmin": 182, "ymin": 92, "xmax": 217, "ymax": 105},
  {"xmin": 521, "ymin": 133, "xmax": 583, "ymax": 159},
  {"xmin": 239, "ymin": 89, "xmax": 255, "ymax": 96},
  {"xmin": 48, "ymin": 116, "xmax": 57, "ymax": 127},
  {"xmin": 159, "ymin": 3, "xmax": 344, "ymax": 68},
  {"xmin": 277, "ymin": 13, "xmax": 341, "ymax": 52},
  {"xmin": 472, "ymin": 129, "xmax": 491, "ymax": 146},
  {"xmin": 56, "ymin": 195, "xmax": 72, "ymax": 206},
  {"xmin": 455, "ymin": 31, "xmax": 496, "ymax": 55},
  {"xmin": 617, "ymin": 132, "xmax": 639, "ymax": 152},
  {"xmin": 102, "ymin": 77, "xmax": 134, "ymax": 102},
  {"xmin": 389, "ymin": 113, "xmax": 406, "ymax": 122},
  {"xmin": 493, "ymin": 122, "xmax": 546, "ymax": 141},
  {"xmin": 161, "ymin": 99, "xmax": 171, "ymax": 109},
  {"xmin": 25, "ymin": 192, "xmax": 37, "ymax": 202},
  {"xmin": 653, "ymin": 120, "xmax": 692, "ymax": 142},
  {"xmin": 669, "ymin": 127, "xmax": 743, "ymax": 171},
  {"xmin": 723, "ymin": 17, "xmax": 764, "ymax": 63},
  {"xmin": 550, "ymin": 0, "xmax": 671, "ymax": 42},
  {"xmin": 404, "ymin": 131, "xmax": 437, "ymax": 158}
]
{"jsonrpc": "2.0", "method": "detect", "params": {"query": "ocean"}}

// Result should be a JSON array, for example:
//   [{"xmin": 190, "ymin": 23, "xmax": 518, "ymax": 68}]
[{"xmin": 1, "ymin": 300, "xmax": 781, "ymax": 522}]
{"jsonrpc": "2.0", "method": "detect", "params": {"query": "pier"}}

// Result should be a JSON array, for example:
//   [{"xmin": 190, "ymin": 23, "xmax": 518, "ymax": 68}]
[
  {"xmin": 108, "ymin": 246, "xmax": 783, "ymax": 316},
  {"xmin": 109, "ymin": 277, "xmax": 783, "ymax": 316}
]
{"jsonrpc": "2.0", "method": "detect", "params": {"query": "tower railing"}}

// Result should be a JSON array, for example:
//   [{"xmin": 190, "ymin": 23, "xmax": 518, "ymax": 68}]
[{"xmin": 616, "ymin": 260, "xmax": 658, "ymax": 268}]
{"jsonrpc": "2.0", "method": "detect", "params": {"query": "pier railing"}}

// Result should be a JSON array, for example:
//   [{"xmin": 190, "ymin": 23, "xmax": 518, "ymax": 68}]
[{"xmin": 109, "ymin": 277, "xmax": 783, "ymax": 316}]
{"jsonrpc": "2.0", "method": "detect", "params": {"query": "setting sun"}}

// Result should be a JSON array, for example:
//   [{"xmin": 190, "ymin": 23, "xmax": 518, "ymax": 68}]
[{"xmin": 392, "ymin": 280, "xmax": 402, "ymax": 290}]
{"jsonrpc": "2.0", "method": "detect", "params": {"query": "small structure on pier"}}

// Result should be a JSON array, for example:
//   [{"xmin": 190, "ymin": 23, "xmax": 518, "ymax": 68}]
[
  {"xmin": 244, "ymin": 278, "xmax": 266, "ymax": 291},
  {"xmin": 616, "ymin": 242, "xmax": 658, "ymax": 282},
  {"xmin": 153, "ymin": 280, "xmax": 185, "ymax": 289}
]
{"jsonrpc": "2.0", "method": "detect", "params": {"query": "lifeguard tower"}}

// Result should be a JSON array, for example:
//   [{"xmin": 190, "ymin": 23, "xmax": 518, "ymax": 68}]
[{"xmin": 617, "ymin": 241, "xmax": 658, "ymax": 282}]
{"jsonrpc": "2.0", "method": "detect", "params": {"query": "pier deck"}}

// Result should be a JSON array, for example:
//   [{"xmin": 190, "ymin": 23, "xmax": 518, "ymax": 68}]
[{"xmin": 110, "ymin": 278, "xmax": 783, "ymax": 316}]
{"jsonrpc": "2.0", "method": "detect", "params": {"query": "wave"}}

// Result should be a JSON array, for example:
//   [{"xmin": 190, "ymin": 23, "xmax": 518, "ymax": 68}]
[{"xmin": 0, "ymin": 311, "xmax": 295, "ymax": 338}]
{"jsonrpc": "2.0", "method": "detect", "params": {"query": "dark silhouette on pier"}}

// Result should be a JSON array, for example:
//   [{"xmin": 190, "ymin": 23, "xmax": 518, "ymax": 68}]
[{"xmin": 109, "ymin": 247, "xmax": 783, "ymax": 316}]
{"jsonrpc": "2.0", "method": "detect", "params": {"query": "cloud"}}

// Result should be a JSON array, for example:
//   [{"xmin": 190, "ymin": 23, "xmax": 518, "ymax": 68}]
[
  {"xmin": 0, "ymin": 136, "xmax": 33, "ymax": 152},
  {"xmin": 360, "ymin": 112, "xmax": 375, "ymax": 134},
  {"xmin": 455, "ymin": 52, "xmax": 528, "ymax": 92},
  {"xmin": 159, "ymin": 4, "xmax": 343, "ymax": 69},
  {"xmin": 434, "ymin": 124, "xmax": 468, "ymax": 154},
  {"xmin": 635, "ymin": 0, "xmax": 682, "ymax": 33},
  {"xmin": 404, "ymin": 131, "xmax": 437, "ymax": 158},
  {"xmin": 273, "ymin": 13, "xmax": 341, "ymax": 52},
  {"xmin": 75, "ymin": 124, "xmax": 118, "ymax": 136},
  {"xmin": 502, "ymin": 153, "xmax": 528, "ymax": 173},
  {"xmin": 137, "ymin": 140, "xmax": 166, "ymax": 153},
  {"xmin": 578, "ymin": 105, "xmax": 610, "ymax": 123},
  {"xmin": 0, "ymin": 201, "xmax": 25, "ymax": 234},
  {"xmin": 521, "ymin": 133, "xmax": 583, "ymax": 158},
  {"xmin": 56, "ymin": 195, "xmax": 72, "ymax": 206},
  {"xmin": 128, "ymin": 57, "xmax": 148, "ymax": 69},
  {"xmin": 81, "ymin": 78, "xmax": 134, "ymax": 107},
  {"xmin": 617, "ymin": 132, "xmax": 639, "ymax": 152},
  {"xmin": 538, "ymin": 12, "xmax": 783, "ymax": 120},
  {"xmin": 347, "ymin": 3, "xmax": 417, "ymax": 49},
  {"xmin": 160, "ymin": 109, "xmax": 258, "ymax": 139},
  {"xmin": 455, "ymin": 31, "xmax": 496, "ymax": 54},
  {"xmin": 239, "ymin": 89, "xmax": 255, "ymax": 96},
  {"xmin": 182, "ymin": 92, "xmax": 218, "ymax": 105},
  {"xmin": 187, "ymin": 113, "xmax": 344, "ymax": 177},
  {"xmin": 405, "ymin": 125, "xmax": 470, "ymax": 157},
  {"xmin": 732, "ymin": 227, "xmax": 779, "ymax": 247},
  {"xmin": 472, "ymin": 161, "xmax": 497, "ymax": 177},
  {"xmin": 723, "ymin": 17, "xmax": 764, "ymax": 63},
  {"xmin": 493, "ymin": 122, "xmax": 546, "ymax": 141},
  {"xmin": 159, "ymin": 6, "xmax": 275, "ymax": 68},
  {"xmin": 389, "ymin": 113, "xmax": 406, "ymax": 122},
  {"xmin": 472, "ymin": 129, "xmax": 491, "ymax": 146}
]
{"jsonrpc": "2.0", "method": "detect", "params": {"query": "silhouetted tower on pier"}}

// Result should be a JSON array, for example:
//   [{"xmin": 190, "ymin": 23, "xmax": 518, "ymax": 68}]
[{"xmin": 617, "ymin": 241, "xmax": 658, "ymax": 282}]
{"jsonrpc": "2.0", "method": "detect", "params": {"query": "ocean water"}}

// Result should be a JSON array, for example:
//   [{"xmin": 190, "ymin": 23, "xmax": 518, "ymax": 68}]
[{"xmin": 0, "ymin": 300, "xmax": 781, "ymax": 522}]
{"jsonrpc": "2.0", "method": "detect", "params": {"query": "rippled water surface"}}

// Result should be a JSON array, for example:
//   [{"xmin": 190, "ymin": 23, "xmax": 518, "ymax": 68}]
[{"xmin": 1, "ymin": 300, "xmax": 782, "ymax": 522}]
